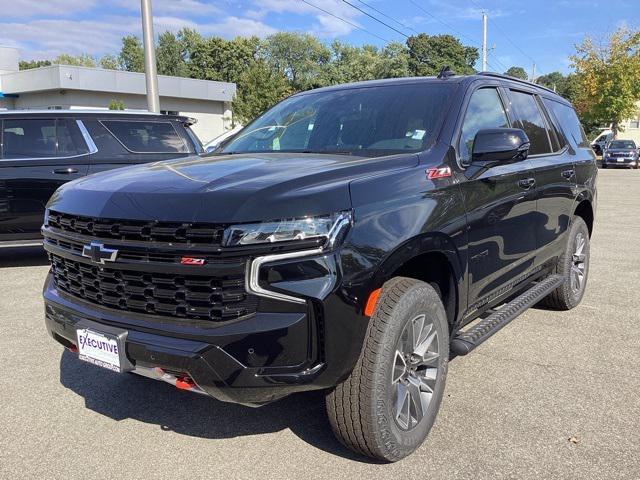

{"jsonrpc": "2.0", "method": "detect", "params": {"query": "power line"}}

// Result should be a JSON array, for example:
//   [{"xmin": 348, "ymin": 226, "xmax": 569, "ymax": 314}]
[
  {"xmin": 406, "ymin": 0, "xmax": 479, "ymax": 47},
  {"xmin": 354, "ymin": 0, "xmax": 419, "ymax": 34},
  {"xmin": 341, "ymin": 0, "xmax": 408, "ymax": 38},
  {"xmin": 300, "ymin": 0, "xmax": 390, "ymax": 43}
]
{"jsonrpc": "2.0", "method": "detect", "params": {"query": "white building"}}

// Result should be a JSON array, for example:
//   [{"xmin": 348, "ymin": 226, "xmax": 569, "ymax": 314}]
[{"xmin": 0, "ymin": 46, "xmax": 235, "ymax": 143}]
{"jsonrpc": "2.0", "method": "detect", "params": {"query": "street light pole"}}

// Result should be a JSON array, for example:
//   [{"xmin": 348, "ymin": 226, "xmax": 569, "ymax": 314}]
[
  {"xmin": 481, "ymin": 11, "xmax": 487, "ymax": 72},
  {"xmin": 141, "ymin": 0, "xmax": 160, "ymax": 113}
]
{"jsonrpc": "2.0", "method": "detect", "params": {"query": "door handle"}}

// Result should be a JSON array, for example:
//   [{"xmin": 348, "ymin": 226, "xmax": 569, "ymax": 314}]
[
  {"xmin": 517, "ymin": 178, "xmax": 535, "ymax": 189},
  {"xmin": 561, "ymin": 169, "xmax": 575, "ymax": 179},
  {"xmin": 53, "ymin": 168, "xmax": 79, "ymax": 174}
]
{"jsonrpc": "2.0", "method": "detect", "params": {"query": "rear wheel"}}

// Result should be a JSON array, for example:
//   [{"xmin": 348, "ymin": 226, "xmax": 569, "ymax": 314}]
[
  {"xmin": 326, "ymin": 277, "xmax": 449, "ymax": 462},
  {"xmin": 542, "ymin": 216, "xmax": 590, "ymax": 310}
]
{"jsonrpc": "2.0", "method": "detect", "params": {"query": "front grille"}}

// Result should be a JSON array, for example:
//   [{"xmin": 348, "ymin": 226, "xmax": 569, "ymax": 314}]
[
  {"xmin": 49, "ymin": 254, "xmax": 258, "ymax": 323},
  {"xmin": 48, "ymin": 211, "xmax": 226, "ymax": 245}
]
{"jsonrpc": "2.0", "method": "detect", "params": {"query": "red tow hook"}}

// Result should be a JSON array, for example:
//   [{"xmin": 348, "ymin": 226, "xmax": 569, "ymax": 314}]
[
  {"xmin": 175, "ymin": 376, "xmax": 195, "ymax": 390},
  {"xmin": 67, "ymin": 345, "xmax": 78, "ymax": 353}
]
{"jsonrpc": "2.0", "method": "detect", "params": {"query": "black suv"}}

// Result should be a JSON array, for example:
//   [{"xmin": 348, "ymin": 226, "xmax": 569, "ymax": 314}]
[
  {"xmin": 42, "ymin": 73, "xmax": 597, "ymax": 462},
  {"xmin": 0, "ymin": 110, "xmax": 203, "ymax": 247}
]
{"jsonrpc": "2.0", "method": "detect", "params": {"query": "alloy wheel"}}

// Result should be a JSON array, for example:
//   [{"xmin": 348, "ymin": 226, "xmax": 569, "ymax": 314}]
[
  {"xmin": 391, "ymin": 314, "xmax": 440, "ymax": 431},
  {"xmin": 570, "ymin": 232, "xmax": 587, "ymax": 294}
]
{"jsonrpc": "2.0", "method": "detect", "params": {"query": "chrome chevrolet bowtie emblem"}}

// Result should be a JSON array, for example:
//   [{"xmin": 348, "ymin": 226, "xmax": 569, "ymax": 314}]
[{"xmin": 82, "ymin": 242, "xmax": 118, "ymax": 264}]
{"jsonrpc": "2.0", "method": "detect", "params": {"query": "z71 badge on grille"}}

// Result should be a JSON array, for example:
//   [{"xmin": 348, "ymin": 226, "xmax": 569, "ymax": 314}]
[{"xmin": 82, "ymin": 242, "xmax": 118, "ymax": 264}]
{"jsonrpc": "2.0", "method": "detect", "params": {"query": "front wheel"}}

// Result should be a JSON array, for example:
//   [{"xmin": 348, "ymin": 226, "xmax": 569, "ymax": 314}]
[
  {"xmin": 541, "ymin": 216, "xmax": 590, "ymax": 310},
  {"xmin": 326, "ymin": 277, "xmax": 449, "ymax": 462}
]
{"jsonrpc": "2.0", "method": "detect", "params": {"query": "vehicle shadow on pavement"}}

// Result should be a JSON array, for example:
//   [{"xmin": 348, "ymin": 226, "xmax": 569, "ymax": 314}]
[
  {"xmin": 0, "ymin": 246, "xmax": 49, "ymax": 267},
  {"xmin": 58, "ymin": 350, "xmax": 380, "ymax": 463}
]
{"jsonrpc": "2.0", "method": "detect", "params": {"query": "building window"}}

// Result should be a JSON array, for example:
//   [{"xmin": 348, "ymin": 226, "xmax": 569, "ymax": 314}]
[{"xmin": 629, "ymin": 117, "xmax": 640, "ymax": 129}]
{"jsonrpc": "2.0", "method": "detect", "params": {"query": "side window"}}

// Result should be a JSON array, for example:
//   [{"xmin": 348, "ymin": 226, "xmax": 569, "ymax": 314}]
[
  {"xmin": 82, "ymin": 120, "xmax": 129, "ymax": 156},
  {"xmin": 508, "ymin": 90, "xmax": 552, "ymax": 155},
  {"xmin": 458, "ymin": 88, "xmax": 509, "ymax": 163},
  {"xmin": 3, "ymin": 119, "xmax": 57, "ymax": 159},
  {"xmin": 56, "ymin": 119, "xmax": 89, "ymax": 156},
  {"xmin": 543, "ymin": 98, "xmax": 590, "ymax": 149},
  {"xmin": 101, "ymin": 120, "xmax": 188, "ymax": 153}
]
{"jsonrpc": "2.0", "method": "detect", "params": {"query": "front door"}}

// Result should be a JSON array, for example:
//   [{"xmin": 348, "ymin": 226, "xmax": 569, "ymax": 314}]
[{"xmin": 455, "ymin": 86, "xmax": 538, "ymax": 310}]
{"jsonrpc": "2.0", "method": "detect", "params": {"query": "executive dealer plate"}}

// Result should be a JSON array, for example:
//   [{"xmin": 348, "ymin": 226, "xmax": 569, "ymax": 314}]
[{"xmin": 76, "ymin": 328, "xmax": 122, "ymax": 372}]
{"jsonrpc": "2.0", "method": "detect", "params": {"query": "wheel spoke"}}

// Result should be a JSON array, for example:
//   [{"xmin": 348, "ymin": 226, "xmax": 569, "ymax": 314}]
[
  {"xmin": 395, "ymin": 383, "xmax": 410, "ymax": 430},
  {"xmin": 407, "ymin": 376, "xmax": 425, "ymax": 425},
  {"xmin": 392, "ymin": 350, "xmax": 407, "ymax": 384}
]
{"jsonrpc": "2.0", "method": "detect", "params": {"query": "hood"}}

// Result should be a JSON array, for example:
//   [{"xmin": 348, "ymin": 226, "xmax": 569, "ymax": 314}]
[{"xmin": 48, "ymin": 152, "xmax": 417, "ymax": 223}]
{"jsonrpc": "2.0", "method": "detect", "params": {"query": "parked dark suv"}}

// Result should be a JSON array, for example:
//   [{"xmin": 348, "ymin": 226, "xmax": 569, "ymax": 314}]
[
  {"xmin": 0, "ymin": 110, "xmax": 202, "ymax": 247},
  {"xmin": 42, "ymin": 73, "xmax": 596, "ymax": 462}
]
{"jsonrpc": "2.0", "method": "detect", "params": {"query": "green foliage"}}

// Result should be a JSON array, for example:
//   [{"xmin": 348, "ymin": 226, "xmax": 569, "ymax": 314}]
[
  {"xmin": 99, "ymin": 55, "xmax": 118, "ymax": 70},
  {"xmin": 53, "ymin": 53, "xmax": 96, "ymax": 67},
  {"xmin": 18, "ymin": 59, "xmax": 51, "ymax": 70},
  {"xmin": 156, "ymin": 31, "xmax": 189, "ymax": 77},
  {"xmin": 233, "ymin": 60, "xmax": 292, "ymax": 123},
  {"xmin": 571, "ymin": 27, "xmax": 640, "ymax": 134},
  {"xmin": 189, "ymin": 36, "xmax": 259, "ymax": 84},
  {"xmin": 504, "ymin": 66, "xmax": 528, "ymax": 80},
  {"xmin": 261, "ymin": 32, "xmax": 331, "ymax": 90},
  {"xmin": 108, "ymin": 99, "xmax": 126, "ymax": 110},
  {"xmin": 407, "ymin": 34, "xmax": 478, "ymax": 76},
  {"xmin": 535, "ymin": 71, "xmax": 578, "ymax": 101},
  {"xmin": 119, "ymin": 35, "xmax": 144, "ymax": 73}
]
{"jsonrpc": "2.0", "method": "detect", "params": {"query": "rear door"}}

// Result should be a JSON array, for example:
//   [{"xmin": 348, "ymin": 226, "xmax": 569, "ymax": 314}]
[
  {"xmin": 504, "ymin": 88, "xmax": 577, "ymax": 265},
  {"xmin": 0, "ymin": 117, "xmax": 90, "ymax": 241},
  {"xmin": 83, "ymin": 118, "xmax": 194, "ymax": 175},
  {"xmin": 455, "ymin": 84, "xmax": 539, "ymax": 309}
]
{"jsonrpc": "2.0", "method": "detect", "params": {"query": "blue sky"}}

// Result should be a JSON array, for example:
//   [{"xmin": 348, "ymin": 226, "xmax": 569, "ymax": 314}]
[{"xmin": 0, "ymin": 0, "xmax": 636, "ymax": 76}]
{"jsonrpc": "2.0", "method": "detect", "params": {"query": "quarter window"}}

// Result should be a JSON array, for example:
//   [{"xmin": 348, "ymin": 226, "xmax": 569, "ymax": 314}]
[
  {"xmin": 509, "ymin": 90, "xmax": 552, "ymax": 155},
  {"xmin": 101, "ymin": 120, "xmax": 187, "ymax": 153},
  {"xmin": 2, "ymin": 119, "xmax": 57, "ymax": 159},
  {"xmin": 458, "ymin": 88, "xmax": 509, "ymax": 163},
  {"xmin": 543, "ymin": 99, "xmax": 590, "ymax": 149}
]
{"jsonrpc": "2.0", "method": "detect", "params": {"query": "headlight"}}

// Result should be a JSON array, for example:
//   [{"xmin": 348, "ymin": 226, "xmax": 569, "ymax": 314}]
[{"xmin": 223, "ymin": 211, "xmax": 352, "ymax": 247}]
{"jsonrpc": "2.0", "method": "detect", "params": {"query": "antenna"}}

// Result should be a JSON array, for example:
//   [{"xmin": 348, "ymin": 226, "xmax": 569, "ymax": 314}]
[{"xmin": 437, "ymin": 66, "xmax": 455, "ymax": 79}]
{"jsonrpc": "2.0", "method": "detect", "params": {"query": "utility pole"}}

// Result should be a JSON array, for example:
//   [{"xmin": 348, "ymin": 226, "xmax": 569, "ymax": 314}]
[
  {"xmin": 141, "ymin": 0, "xmax": 160, "ymax": 113},
  {"xmin": 530, "ymin": 62, "xmax": 536, "ymax": 83},
  {"xmin": 481, "ymin": 11, "xmax": 487, "ymax": 72}
]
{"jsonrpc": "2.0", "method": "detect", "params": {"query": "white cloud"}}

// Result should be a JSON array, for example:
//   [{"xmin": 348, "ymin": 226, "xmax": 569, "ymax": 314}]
[
  {"xmin": 114, "ymin": 0, "xmax": 219, "ymax": 16},
  {"xmin": 0, "ymin": 0, "xmax": 98, "ymax": 18}
]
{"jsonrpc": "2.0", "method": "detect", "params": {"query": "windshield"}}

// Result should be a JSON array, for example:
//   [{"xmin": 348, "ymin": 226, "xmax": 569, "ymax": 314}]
[
  {"xmin": 221, "ymin": 83, "xmax": 455, "ymax": 157},
  {"xmin": 608, "ymin": 140, "xmax": 636, "ymax": 149}
]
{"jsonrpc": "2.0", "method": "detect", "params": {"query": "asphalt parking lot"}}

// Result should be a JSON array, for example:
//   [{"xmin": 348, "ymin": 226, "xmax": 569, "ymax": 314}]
[{"xmin": 0, "ymin": 168, "xmax": 639, "ymax": 479}]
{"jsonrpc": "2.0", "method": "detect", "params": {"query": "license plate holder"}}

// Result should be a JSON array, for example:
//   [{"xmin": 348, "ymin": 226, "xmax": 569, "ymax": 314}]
[{"xmin": 75, "ymin": 320, "xmax": 133, "ymax": 373}]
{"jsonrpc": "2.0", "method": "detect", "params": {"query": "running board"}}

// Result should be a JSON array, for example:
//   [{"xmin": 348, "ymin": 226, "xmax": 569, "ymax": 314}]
[{"xmin": 451, "ymin": 274, "xmax": 564, "ymax": 356}]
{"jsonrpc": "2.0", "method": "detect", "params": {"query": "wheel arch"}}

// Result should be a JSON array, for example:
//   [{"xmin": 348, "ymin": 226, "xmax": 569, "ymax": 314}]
[
  {"xmin": 574, "ymin": 198, "xmax": 594, "ymax": 237},
  {"xmin": 363, "ymin": 233, "xmax": 465, "ymax": 329}
]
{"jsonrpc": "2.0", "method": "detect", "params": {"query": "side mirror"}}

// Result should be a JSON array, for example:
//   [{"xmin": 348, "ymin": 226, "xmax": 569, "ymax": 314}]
[{"xmin": 471, "ymin": 128, "xmax": 530, "ymax": 164}]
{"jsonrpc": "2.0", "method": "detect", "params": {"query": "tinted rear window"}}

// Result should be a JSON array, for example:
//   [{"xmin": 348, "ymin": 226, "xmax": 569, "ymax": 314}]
[
  {"xmin": 543, "ymin": 99, "xmax": 590, "ymax": 149},
  {"xmin": 101, "ymin": 120, "xmax": 188, "ymax": 153},
  {"xmin": 608, "ymin": 140, "xmax": 636, "ymax": 149}
]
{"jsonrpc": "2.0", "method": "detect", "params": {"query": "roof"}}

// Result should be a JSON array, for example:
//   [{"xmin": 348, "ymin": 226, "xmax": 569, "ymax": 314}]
[
  {"xmin": 292, "ymin": 72, "xmax": 569, "ymax": 104},
  {"xmin": 0, "ymin": 64, "xmax": 235, "ymax": 102},
  {"xmin": 0, "ymin": 109, "xmax": 194, "ymax": 123}
]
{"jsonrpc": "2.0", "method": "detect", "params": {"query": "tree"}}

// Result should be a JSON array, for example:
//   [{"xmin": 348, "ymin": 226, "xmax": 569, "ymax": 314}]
[
  {"xmin": 53, "ymin": 53, "xmax": 96, "ymax": 67},
  {"xmin": 156, "ymin": 31, "xmax": 188, "ymax": 77},
  {"xmin": 535, "ymin": 71, "xmax": 578, "ymax": 101},
  {"xmin": 504, "ymin": 66, "xmax": 528, "ymax": 80},
  {"xmin": 233, "ymin": 60, "xmax": 292, "ymax": 123},
  {"xmin": 99, "ymin": 55, "xmax": 119, "ymax": 70},
  {"xmin": 119, "ymin": 35, "xmax": 144, "ymax": 72},
  {"xmin": 376, "ymin": 41, "xmax": 410, "ymax": 78},
  {"xmin": 190, "ymin": 36, "xmax": 259, "ymax": 84},
  {"xmin": 262, "ymin": 32, "xmax": 331, "ymax": 90},
  {"xmin": 571, "ymin": 27, "xmax": 640, "ymax": 135},
  {"xmin": 407, "ymin": 34, "xmax": 478, "ymax": 76},
  {"xmin": 19, "ymin": 59, "xmax": 51, "ymax": 70}
]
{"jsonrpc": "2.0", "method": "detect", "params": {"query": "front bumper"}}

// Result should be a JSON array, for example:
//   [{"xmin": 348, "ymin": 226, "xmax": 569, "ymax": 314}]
[
  {"xmin": 45, "ymin": 273, "xmax": 331, "ymax": 406},
  {"xmin": 602, "ymin": 157, "xmax": 637, "ymax": 167}
]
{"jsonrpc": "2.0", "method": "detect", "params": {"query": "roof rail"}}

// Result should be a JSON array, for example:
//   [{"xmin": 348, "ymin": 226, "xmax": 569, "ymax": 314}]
[{"xmin": 476, "ymin": 71, "xmax": 558, "ymax": 96}]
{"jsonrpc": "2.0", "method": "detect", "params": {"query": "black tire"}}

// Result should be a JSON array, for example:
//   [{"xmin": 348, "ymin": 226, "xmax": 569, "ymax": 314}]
[
  {"xmin": 601, "ymin": 163, "xmax": 607, "ymax": 169},
  {"xmin": 541, "ymin": 216, "xmax": 590, "ymax": 310},
  {"xmin": 326, "ymin": 277, "xmax": 449, "ymax": 462}
]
